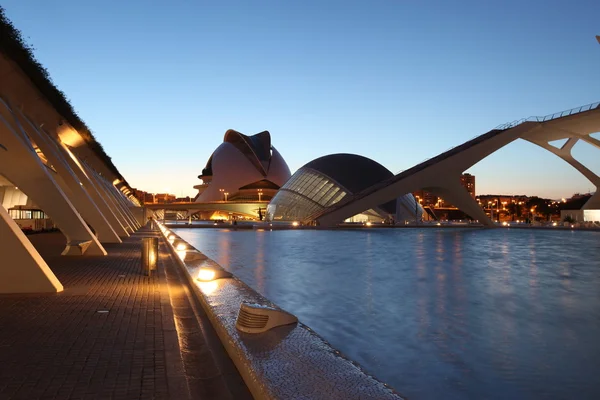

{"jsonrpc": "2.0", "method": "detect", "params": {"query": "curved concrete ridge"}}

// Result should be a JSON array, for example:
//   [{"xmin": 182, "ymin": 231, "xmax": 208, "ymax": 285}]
[{"xmin": 158, "ymin": 223, "xmax": 405, "ymax": 400}]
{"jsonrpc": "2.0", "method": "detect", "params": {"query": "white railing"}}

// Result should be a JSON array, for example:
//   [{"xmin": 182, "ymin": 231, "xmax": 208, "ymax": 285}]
[{"xmin": 495, "ymin": 101, "xmax": 600, "ymax": 130}]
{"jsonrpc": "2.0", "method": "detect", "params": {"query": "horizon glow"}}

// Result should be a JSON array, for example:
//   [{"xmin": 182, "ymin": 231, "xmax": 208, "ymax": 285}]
[{"xmin": 2, "ymin": 0, "xmax": 599, "ymax": 199}]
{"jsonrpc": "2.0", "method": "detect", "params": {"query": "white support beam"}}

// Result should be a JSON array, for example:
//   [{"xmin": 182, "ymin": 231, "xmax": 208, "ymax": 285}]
[
  {"xmin": 59, "ymin": 143, "xmax": 130, "ymax": 237},
  {"xmin": 93, "ymin": 169, "xmax": 140, "ymax": 230},
  {"xmin": 0, "ymin": 205, "xmax": 63, "ymax": 293},
  {"xmin": 529, "ymin": 137, "xmax": 600, "ymax": 210},
  {"xmin": 109, "ymin": 183, "xmax": 141, "ymax": 228},
  {"xmin": 316, "ymin": 123, "xmax": 538, "ymax": 226},
  {"xmin": 81, "ymin": 163, "xmax": 136, "ymax": 233},
  {"xmin": 427, "ymin": 183, "xmax": 493, "ymax": 226},
  {"xmin": 14, "ymin": 111, "xmax": 122, "ymax": 243},
  {"xmin": 0, "ymin": 100, "xmax": 106, "ymax": 256}
]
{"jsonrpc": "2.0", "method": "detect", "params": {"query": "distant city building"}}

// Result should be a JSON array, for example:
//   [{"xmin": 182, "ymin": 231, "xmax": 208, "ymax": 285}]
[
  {"xmin": 266, "ymin": 153, "xmax": 423, "ymax": 223},
  {"xmin": 131, "ymin": 188, "xmax": 154, "ymax": 204},
  {"xmin": 461, "ymin": 173, "xmax": 476, "ymax": 199},
  {"xmin": 195, "ymin": 130, "xmax": 291, "ymax": 202},
  {"xmin": 413, "ymin": 173, "xmax": 475, "ymax": 209},
  {"xmin": 155, "ymin": 193, "xmax": 176, "ymax": 203}
]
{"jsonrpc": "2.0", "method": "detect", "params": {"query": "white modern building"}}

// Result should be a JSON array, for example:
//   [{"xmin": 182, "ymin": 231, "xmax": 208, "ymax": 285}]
[
  {"xmin": 266, "ymin": 153, "xmax": 423, "ymax": 224},
  {"xmin": 194, "ymin": 130, "xmax": 291, "ymax": 203}
]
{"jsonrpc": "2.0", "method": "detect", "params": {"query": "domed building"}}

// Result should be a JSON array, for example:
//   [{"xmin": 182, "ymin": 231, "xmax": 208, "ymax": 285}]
[
  {"xmin": 194, "ymin": 130, "xmax": 291, "ymax": 203},
  {"xmin": 265, "ymin": 153, "xmax": 423, "ymax": 223}
]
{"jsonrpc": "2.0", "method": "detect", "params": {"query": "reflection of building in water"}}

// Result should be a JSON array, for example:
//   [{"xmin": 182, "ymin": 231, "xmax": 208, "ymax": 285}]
[
  {"xmin": 266, "ymin": 153, "xmax": 422, "ymax": 223},
  {"xmin": 194, "ymin": 130, "xmax": 291, "ymax": 203}
]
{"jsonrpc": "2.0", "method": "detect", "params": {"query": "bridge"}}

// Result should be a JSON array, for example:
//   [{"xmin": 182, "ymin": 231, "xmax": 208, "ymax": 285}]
[
  {"xmin": 145, "ymin": 200, "xmax": 269, "ymax": 219},
  {"xmin": 310, "ymin": 102, "xmax": 600, "ymax": 227}
]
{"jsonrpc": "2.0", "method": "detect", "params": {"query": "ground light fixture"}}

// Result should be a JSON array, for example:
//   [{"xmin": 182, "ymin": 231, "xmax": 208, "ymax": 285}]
[
  {"xmin": 365, "ymin": 221, "xmax": 372, "ymax": 226},
  {"xmin": 168, "ymin": 234, "xmax": 175, "ymax": 244},
  {"xmin": 235, "ymin": 302, "xmax": 298, "ymax": 334},
  {"xmin": 176, "ymin": 243, "xmax": 187, "ymax": 251},
  {"xmin": 196, "ymin": 267, "xmax": 232, "ymax": 282},
  {"xmin": 292, "ymin": 221, "xmax": 299, "ymax": 227},
  {"xmin": 141, "ymin": 237, "xmax": 158, "ymax": 275}
]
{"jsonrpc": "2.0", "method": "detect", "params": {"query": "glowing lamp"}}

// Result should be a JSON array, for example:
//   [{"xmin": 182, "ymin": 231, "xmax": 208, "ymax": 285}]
[
  {"xmin": 141, "ymin": 237, "xmax": 158, "ymax": 276},
  {"xmin": 196, "ymin": 267, "xmax": 232, "ymax": 282},
  {"xmin": 552, "ymin": 222, "xmax": 557, "ymax": 226},
  {"xmin": 365, "ymin": 222, "xmax": 372, "ymax": 226},
  {"xmin": 292, "ymin": 221, "xmax": 299, "ymax": 227},
  {"xmin": 176, "ymin": 243, "xmax": 187, "ymax": 251}
]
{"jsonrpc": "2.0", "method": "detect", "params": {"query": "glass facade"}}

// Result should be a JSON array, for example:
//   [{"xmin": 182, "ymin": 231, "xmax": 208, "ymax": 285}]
[{"xmin": 266, "ymin": 168, "xmax": 347, "ymax": 221}]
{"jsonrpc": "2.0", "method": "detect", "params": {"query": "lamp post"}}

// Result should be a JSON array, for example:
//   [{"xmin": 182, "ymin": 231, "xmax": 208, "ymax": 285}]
[
  {"xmin": 257, "ymin": 189, "xmax": 263, "ymax": 202},
  {"xmin": 224, "ymin": 192, "xmax": 229, "ymax": 202},
  {"xmin": 219, "ymin": 188, "xmax": 225, "ymax": 201}
]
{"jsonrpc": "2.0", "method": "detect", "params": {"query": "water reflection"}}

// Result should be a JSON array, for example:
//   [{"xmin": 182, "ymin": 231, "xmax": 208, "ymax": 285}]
[{"xmin": 174, "ymin": 228, "xmax": 600, "ymax": 400}]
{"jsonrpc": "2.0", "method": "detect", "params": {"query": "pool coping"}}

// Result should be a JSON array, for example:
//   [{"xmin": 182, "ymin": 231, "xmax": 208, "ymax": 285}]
[{"xmin": 157, "ymin": 222, "xmax": 406, "ymax": 400}]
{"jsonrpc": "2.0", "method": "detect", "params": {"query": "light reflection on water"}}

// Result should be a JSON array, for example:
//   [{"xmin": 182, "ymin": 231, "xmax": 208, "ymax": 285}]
[{"xmin": 174, "ymin": 227, "xmax": 600, "ymax": 400}]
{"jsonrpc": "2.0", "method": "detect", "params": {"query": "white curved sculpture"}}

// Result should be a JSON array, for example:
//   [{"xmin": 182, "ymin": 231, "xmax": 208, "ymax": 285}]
[{"xmin": 195, "ymin": 130, "xmax": 291, "ymax": 203}]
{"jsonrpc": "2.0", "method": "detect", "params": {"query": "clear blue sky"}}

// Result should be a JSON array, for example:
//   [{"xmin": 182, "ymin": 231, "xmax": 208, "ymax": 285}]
[{"xmin": 3, "ymin": 0, "xmax": 599, "ymax": 198}]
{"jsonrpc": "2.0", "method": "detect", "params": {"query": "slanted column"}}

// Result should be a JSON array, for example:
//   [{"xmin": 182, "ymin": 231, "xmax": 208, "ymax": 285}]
[
  {"xmin": 89, "ymin": 170, "xmax": 139, "ymax": 230},
  {"xmin": 81, "ymin": 163, "xmax": 136, "ymax": 233},
  {"xmin": 0, "ymin": 102, "xmax": 106, "ymax": 256},
  {"xmin": 531, "ymin": 137, "xmax": 600, "ymax": 210},
  {"xmin": 14, "ymin": 112, "xmax": 122, "ymax": 243},
  {"xmin": 108, "ymin": 183, "xmax": 141, "ymax": 228},
  {"xmin": 0, "ymin": 205, "xmax": 63, "ymax": 293},
  {"xmin": 58, "ymin": 143, "xmax": 130, "ymax": 237},
  {"xmin": 428, "ymin": 181, "xmax": 494, "ymax": 227}
]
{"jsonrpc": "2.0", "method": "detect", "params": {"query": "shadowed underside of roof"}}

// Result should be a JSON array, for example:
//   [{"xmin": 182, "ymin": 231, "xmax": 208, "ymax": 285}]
[
  {"xmin": 224, "ymin": 130, "xmax": 272, "ymax": 176},
  {"xmin": 201, "ymin": 130, "xmax": 274, "ymax": 179},
  {"xmin": 238, "ymin": 179, "xmax": 280, "ymax": 190},
  {"xmin": 0, "ymin": 6, "xmax": 125, "ymax": 183}
]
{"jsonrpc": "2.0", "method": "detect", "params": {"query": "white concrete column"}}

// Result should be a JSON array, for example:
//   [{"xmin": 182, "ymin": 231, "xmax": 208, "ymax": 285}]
[
  {"xmin": 14, "ymin": 111, "xmax": 122, "ymax": 243},
  {"xmin": 428, "ymin": 182, "xmax": 494, "ymax": 226},
  {"xmin": 531, "ymin": 137, "xmax": 600, "ymax": 210},
  {"xmin": 0, "ymin": 102, "xmax": 106, "ymax": 256},
  {"xmin": 58, "ymin": 143, "xmax": 130, "ymax": 237},
  {"xmin": 81, "ymin": 163, "xmax": 136, "ymax": 233},
  {"xmin": 0, "ymin": 205, "xmax": 63, "ymax": 293},
  {"xmin": 108, "ymin": 183, "xmax": 141, "ymax": 228},
  {"xmin": 91, "ymin": 170, "xmax": 139, "ymax": 230}
]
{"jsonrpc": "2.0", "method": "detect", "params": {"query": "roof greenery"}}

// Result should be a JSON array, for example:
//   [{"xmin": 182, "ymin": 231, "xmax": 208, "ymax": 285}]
[{"xmin": 0, "ymin": 6, "xmax": 125, "ymax": 181}]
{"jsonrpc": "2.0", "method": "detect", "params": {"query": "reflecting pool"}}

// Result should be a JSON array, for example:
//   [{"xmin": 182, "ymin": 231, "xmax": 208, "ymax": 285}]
[{"xmin": 173, "ymin": 227, "xmax": 600, "ymax": 400}]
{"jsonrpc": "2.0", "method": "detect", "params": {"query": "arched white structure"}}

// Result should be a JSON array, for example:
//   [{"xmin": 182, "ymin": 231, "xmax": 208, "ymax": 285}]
[
  {"xmin": 195, "ymin": 130, "xmax": 291, "ymax": 203},
  {"xmin": 314, "ymin": 103, "xmax": 600, "ymax": 227}
]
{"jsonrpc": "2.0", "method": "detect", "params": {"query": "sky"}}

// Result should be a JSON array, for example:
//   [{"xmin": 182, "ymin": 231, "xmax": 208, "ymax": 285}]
[{"xmin": 2, "ymin": 0, "xmax": 600, "ymax": 199}]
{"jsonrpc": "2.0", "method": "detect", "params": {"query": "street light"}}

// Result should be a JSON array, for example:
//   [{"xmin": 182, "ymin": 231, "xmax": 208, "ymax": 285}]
[
  {"xmin": 219, "ymin": 188, "xmax": 225, "ymax": 201},
  {"xmin": 257, "ymin": 188, "xmax": 263, "ymax": 202},
  {"xmin": 224, "ymin": 192, "xmax": 229, "ymax": 202}
]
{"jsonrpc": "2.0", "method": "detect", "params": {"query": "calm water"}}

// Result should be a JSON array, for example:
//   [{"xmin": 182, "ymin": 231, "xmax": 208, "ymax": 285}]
[{"xmin": 174, "ymin": 227, "xmax": 600, "ymax": 400}]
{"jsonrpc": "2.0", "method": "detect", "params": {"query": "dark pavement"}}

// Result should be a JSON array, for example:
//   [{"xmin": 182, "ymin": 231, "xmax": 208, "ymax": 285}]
[{"xmin": 0, "ymin": 227, "xmax": 250, "ymax": 400}]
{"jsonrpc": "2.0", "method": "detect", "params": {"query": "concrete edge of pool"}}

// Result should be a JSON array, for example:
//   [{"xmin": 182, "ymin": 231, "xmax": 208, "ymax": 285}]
[{"xmin": 158, "ymin": 222, "xmax": 406, "ymax": 400}]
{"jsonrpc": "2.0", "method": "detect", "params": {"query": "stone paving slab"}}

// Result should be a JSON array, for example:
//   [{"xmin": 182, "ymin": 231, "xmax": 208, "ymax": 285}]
[{"xmin": 0, "ymin": 228, "xmax": 250, "ymax": 400}]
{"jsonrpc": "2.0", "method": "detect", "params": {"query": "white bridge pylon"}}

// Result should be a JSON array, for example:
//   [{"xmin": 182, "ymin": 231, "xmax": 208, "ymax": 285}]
[{"xmin": 315, "ymin": 103, "xmax": 600, "ymax": 227}]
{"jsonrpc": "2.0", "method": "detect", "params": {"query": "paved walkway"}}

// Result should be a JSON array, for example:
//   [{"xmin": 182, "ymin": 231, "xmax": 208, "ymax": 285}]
[{"xmin": 0, "ymin": 227, "xmax": 250, "ymax": 400}]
